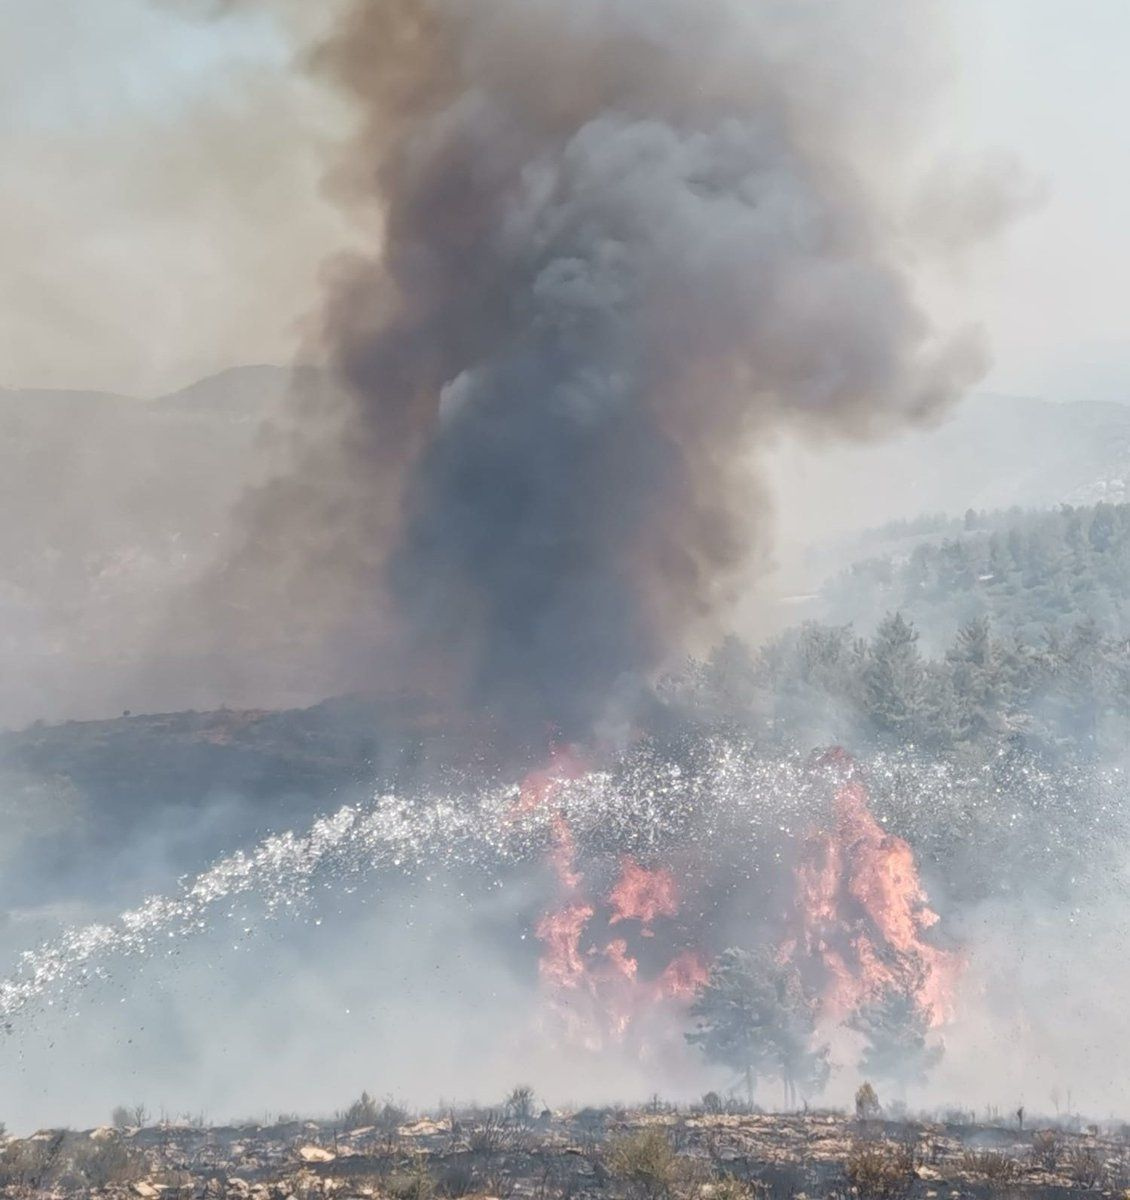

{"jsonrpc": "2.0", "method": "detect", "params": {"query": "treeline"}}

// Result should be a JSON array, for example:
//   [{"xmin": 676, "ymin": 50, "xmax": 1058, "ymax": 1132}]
[
  {"xmin": 664, "ymin": 611, "xmax": 1130, "ymax": 763},
  {"xmin": 822, "ymin": 502, "xmax": 1130, "ymax": 645}
]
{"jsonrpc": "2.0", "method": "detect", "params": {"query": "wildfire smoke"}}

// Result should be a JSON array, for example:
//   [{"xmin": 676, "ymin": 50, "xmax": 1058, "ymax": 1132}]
[{"xmin": 185, "ymin": 0, "xmax": 1008, "ymax": 748}]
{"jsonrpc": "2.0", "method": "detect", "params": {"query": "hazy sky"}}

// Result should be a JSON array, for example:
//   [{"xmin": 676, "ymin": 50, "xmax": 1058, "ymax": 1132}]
[
  {"xmin": 2, "ymin": 0, "xmax": 1127, "ymax": 403},
  {"xmin": 950, "ymin": 0, "xmax": 1130, "ymax": 404}
]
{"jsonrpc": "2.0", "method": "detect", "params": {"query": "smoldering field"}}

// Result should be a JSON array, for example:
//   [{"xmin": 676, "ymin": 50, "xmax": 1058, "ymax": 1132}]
[{"xmin": 1, "ymin": 0, "xmax": 1127, "ymax": 1137}]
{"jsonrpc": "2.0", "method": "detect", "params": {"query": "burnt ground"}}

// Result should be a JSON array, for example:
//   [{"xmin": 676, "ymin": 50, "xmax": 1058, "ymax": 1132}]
[{"xmin": 2, "ymin": 1105, "xmax": 1128, "ymax": 1200}]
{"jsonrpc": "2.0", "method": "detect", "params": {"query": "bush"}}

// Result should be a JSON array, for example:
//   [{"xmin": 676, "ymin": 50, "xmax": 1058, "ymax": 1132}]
[
  {"xmin": 377, "ymin": 1101, "xmax": 410, "ymax": 1135},
  {"xmin": 0, "ymin": 1133, "xmax": 143, "ymax": 1191},
  {"xmin": 505, "ymin": 1085, "xmax": 536, "ymax": 1124},
  {"xmin": 707, "ymin": 1179, "xmax": 762, "ymax": 1200},
  {"xmin": 701, "ymin": 1093, "xmax": 725, "ymax": 1115},
  {"xmin": 341, "ymin": 1092, "xmax": 407, "ymax": 1134},
  {"xmin": 573, "ymin": 1108, "xmax": 612, "ymax": 1133},
  {"xmin": 1031, "ymin": 1130, "xmax": 1062, "ymax": 1171},
  {"xmin": 855, "ymin": 1084, "xmax": 881, "ymax": 1122},
  {"xmin": 468, "ymin": 1111, "xmax": 513, "ymax": 1155},
  {"xmin": 0, "ymin": 1135, "xmax": 66, "ymax": 1190},
  {"xmin": 70, "ymin": 1137, "xmax": 144, "ymax": 1188},
  {"xmin": 844, "ymin": 1141, "xmax": 915, "ymax": 1200},
  {"xmin": 1067, "ymin": 1145, "xmax": 1105, "ymax": 1187},
  {"xmin": 111, "ymin": 1104, "xmax": 149, "ymax": 1130},
  {"xmin": 387, "ymin": 1154, "xmax": 435, "ymax": 1200},
  {"xmin": 607, "ymin": 1128, "xmax": 683, "ymax": 1200},
  {"xmin": 342, "ymin": 1091, "xmax": 381, "ymax": 1131},
  {"xmin": 435, "ymin": 1159, "xmax": 479, "ymax": 1198},
  {"xmin": 961, "ymin": 1150, "xmax": 1020, "ymax": 1183}
]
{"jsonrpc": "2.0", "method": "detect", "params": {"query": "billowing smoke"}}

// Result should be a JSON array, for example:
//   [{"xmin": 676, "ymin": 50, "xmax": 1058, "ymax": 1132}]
[{"xmin": 196, "ymin": 0, "xmax": 994, "ymax": 745}]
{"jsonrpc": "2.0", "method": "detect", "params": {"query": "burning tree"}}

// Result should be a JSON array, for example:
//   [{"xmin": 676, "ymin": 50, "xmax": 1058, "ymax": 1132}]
[
  {"xmin": 784, "ymin": 750, "xmax": 961, "ymax": 1036},
  {"xmin": 525, "ymin": 753, "xmax": 708, "ymax": 1050},
  {"xmin": 686, "ymin": 948, "xmax": 829, "ymax": 1108}
]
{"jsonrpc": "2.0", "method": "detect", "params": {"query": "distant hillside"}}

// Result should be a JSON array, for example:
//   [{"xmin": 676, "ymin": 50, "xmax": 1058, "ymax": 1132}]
[
  {"xmin": 766, "ymin": 392, "xmax": 1130, "ymax": 554},
  {"xmin": 820, "ymin": 501, "xmax": 1130, "ymax": 647},
  {"xmin": 0, "ymin": 690, "xmax": 485, "ymax": 911},
  {"xmin": 0, "ymin": 365, "xmax": 343, "ymax": 728}
]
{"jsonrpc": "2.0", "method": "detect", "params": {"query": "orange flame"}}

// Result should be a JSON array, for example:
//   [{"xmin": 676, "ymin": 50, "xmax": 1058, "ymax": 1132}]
[
  {"xmin": 515, "ymin": 743, "xmax": 587, "ymax": 890},
  {"xmin": 520, "ymin": 753, "xmax": 705, "ymax": 1049},
  {"xmin": 535, "ymin": 902, "xmax": 595, "ymax": 990},
  {"xmin": 608, "ymin": 858, "xmax": 679, "ymax": 931},
  {"xmin": 785, "ymin": 750, "xmax": 961, "ymax": 1028},
  {"xmin": 521, "ymin": 744, "xmax": 960, "ymax": 1061}
]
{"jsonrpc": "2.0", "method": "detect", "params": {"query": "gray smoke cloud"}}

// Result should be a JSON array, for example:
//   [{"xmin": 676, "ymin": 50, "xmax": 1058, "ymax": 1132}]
[{"xmin": 186, "ymin": 0, "xmax": 1002, "ymax": 746}]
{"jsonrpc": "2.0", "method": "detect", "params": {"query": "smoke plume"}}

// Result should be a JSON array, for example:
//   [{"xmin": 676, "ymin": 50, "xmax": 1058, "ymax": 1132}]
[{"xmin": 198, "ymin": 0, "xmax": 995, "ymax": 745}]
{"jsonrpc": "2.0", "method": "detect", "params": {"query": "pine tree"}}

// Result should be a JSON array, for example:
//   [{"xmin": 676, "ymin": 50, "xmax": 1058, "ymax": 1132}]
[
  {"xmin": 862, "ymin": 614, "xmax": 926, "ymax": 743},
  {"xmin": 851, "ymin": 988, "xmax": 942, "ymax": 1093},
  {"xmin": 686, "ymin": 949, "xmax": 828, "ymax": 1108},
  {"xmin": 945, "ymin": 617, "xmax": 1003, "ymax": 743}
]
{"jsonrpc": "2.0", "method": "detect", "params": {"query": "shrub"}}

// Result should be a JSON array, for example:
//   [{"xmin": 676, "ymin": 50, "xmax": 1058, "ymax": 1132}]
[
  {"xmin": 707, "ymin": 1178, "xmax": 762, "ymax": 1200},
  {"xmin": 111, "ymin": 1104, "xmax": 149, "ymax": 1130},
  {"xmin": 342, "ymin": 1091, "xmax": 382, "ymax": 1131},
  {"xmin": 468, "ymin": 1111, "xmax": 509, "ymax": 1155},
  {"xmin": 573, "ymin": 1108, "xmax": 611, "ymax": 1133},
  {"xmin": 340, "ymin": 1092, "xmax": 406, "ymax": 1135},
  {"xmin": 387, "ymin": 1154, "xmax": 435, "ymax": 1200},
  {"xmin": 844, "ymin": 1141, "xmax": 915, "ymax": 1200},
  {"xmin": 1067, "ymin": 1145, "xmax": 1105, "ymax": 1187},
  {"xmin": 70, "ymin": 1137, "xmax": 144, "ymax": 1188},
  {"xmin": 435, "ymin": 1159, "xmax": 478, "ymax": 1198},
  {"xmin": 0, "ymin": 1135, "xmax": 66, "ymax": 1190},
  {"xmin": 1031, "ymin": 1130, "xmax": 1062, "ymax": 1171},
  {"xmin": 701, "ymin": 1093, "xmax": 725, "ymax": 1115},
  {"xmin": 607, "ymin": 1128, "xmax": 683, "ymax": 1200},
  {"xmin": 961, "ymin": 1150, "xmax": 1021, "ymax": 1183},
  {"xmin": 377, "ymin": 1101, "xmax": 410, "ymax": 1135},
  {"xmin": 0, "ymin": 1133, "xmax": 142, "ymax": 1191},
  {"xmin": 855, "ymin": 1083, "xmax": 881, "ymax": 1122},
  {"xmin": 505, "ymin": 1085, "xmax": 536, "ymax": 1124}
]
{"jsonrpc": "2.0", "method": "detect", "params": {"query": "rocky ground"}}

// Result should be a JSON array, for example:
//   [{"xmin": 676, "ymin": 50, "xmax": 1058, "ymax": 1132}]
[{"xmin": 2, "ymin": 1104, "xmax": 1129, "ymax": 1200}]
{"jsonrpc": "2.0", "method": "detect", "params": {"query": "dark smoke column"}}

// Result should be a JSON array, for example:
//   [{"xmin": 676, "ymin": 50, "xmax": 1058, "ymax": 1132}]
[{"xmin": 286, "ymin": 0, "xmax": 989, "ymax": 745}]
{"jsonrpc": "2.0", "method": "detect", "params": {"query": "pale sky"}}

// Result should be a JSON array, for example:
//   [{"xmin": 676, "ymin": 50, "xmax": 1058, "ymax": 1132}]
[
  {"xmin": 1, "ymin": 0, "xmax": 1127, "ymax": 403},
  {"xmin": 950, "ymin": 0, "xmax": 1130, "ymax": 404}
]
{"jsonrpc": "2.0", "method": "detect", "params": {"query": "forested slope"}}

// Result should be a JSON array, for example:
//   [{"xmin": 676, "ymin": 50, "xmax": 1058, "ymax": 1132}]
[{"xmin": 667, "ymin": 503, "xmax": 1130, "ymax": 764}]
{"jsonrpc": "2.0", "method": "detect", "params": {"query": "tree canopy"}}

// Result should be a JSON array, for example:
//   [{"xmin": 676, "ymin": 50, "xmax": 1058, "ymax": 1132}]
[{"xmin": 686, "ymin": 948, "xmax": 828, "ymax": 1107}]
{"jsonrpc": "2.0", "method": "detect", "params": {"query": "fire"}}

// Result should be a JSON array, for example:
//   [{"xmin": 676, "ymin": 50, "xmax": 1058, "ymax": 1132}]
[
  {"xmin": 515, "ymin": 742, "xmax": 588, "ymax": 890},
  {"xmin": 520, "ymin": 743, "xmax": 960, "ymax": 1061},
  {"xmin": 608, "ymin": 858, "xmax": 679, "ymax": 931},
  {"xmin": 657, "ymin": 950, "xmax": 711, "ymax": 998},
  {"xmin": 784, "ymin": 749, "xmax": 962, "ymax": 1028},
  {"xmin": 535, "ymin": 902, "xmax": 595, "ymax": 990},
  {"xmin": 520, "ymin": 751, "xmax": 705, "ymax": 1049}
]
